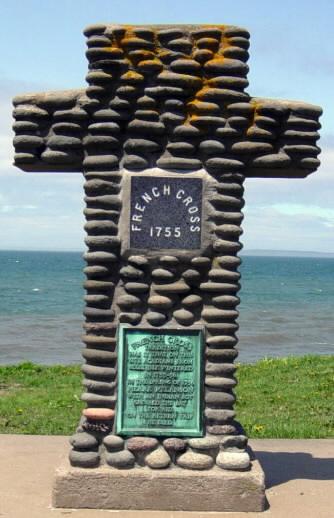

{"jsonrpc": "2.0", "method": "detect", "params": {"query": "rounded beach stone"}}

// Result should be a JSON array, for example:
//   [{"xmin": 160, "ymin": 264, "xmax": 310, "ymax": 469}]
[
  {"xmin": 177, "ymin": 451, "xmax": 214, "ymax": 470},
  {"xmin": 216, "ymin": 451, "xmax": 250, "ymax": 470},
  {"xmin": 106, "ymin": 450, "xmax": 135, "ymax": 469},
  {"xmin": 188, "ymin": 437, "xmax": 220, "ymax": 451},
  {"xmin": 69, "ymin": 449, "xmax": 100, "ymax": 468},
  {"xmin": 220, "ymin": 435, "xmax": 248, "ymax": 450},
  {"xmin": 70, "ymin": 432, "xmax": 99, "ymax": 450},
  {"xmin": 163, "ymin": 438, "xmax": 187, "ymax": 455},
  {"xmin": 127, "ymin": 436, "xmax": 158, "ymax": 454},
  {"xmin": 103, "ymin": 435, "xmax": 124, "ymax": 452},
  {"xmin": 82, "ymin": 408, "xmax": 115, "ymax": 421},
  {"xmin": 146, "ymin": 311, "xmax": 167, "ymax": 326},
  {"xmin": 145, "ymin": 447, "xmax": 171, "ymax": 469}
]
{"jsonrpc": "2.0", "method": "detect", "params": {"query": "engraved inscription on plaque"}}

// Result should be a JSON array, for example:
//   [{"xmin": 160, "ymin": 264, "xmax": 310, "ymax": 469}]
[
  {"xmin": 129, "ymin": 176, "xmax": 202, "ymax": 250},
  {"xmin": 116, "ymin": 326, "xmax": 204, "ymax": 437}
]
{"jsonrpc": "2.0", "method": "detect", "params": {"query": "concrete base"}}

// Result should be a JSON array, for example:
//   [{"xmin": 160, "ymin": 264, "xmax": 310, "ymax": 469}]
[{"xmin": 53, "ymin": 456, "xmax": 265, "ymax": 512}]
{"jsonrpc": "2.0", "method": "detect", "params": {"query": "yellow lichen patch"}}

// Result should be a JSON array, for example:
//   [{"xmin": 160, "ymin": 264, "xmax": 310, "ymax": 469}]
[
  {"xmin": 246, "ymin": 99, "xmax": 262, "ymax": 134},
  {"xmin": 221, "ymin": 36, "xmax": 231, "ymax": 49},
  {"xmin": 137, "ymin": 59, "xmax": 163, "ymax": 73},
  {"xmin": 120, "ymin": 70, "xmax": 144, "ymax": 84},
  {"xmin": 187, "ymin": 99, "xmax": 219, "ymax": 115}
]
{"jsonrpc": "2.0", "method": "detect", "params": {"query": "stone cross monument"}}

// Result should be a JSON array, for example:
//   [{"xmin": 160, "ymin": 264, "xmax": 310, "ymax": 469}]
[{"xmin": 13, "ymin": 24, "xmax": 322, "ymax": 512}]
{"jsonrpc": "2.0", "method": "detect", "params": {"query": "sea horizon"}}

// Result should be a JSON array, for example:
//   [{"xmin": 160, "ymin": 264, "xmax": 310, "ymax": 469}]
[
  {"xmin": 0, "ymin": 250, "xmax": 333, "ymax": 365},
  {"xmin": 1, "ymin": 248, "xmax": 334, "ymax": 258}
]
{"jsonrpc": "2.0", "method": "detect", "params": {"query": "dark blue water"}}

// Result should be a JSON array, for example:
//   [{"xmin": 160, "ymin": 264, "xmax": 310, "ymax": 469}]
[{"xmin": 0, "ymin": 250, "xmax": 333, "ymax": 364}]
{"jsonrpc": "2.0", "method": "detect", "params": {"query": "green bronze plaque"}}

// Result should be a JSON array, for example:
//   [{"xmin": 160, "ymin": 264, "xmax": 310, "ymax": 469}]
[{"xmin": 116, "ymin": 326, "xmax": 204, "ymax": 437}]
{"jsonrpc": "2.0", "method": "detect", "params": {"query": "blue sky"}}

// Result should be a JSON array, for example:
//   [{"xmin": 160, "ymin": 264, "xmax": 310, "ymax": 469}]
[{"xmin": 1, "ymin": 0, "xmax": 333, "ymax": 251}]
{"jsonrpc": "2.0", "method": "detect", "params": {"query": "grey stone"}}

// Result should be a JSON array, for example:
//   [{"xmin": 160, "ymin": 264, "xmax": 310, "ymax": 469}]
[
  {"xmin": 81, "ymin": 364, "xmax": 116, "ymax": 381},
  {"xmin": 69, "ymin": 449, "xmax": 100, "ymax": 468},
  {"xmin": 81, "ymin": 348, "xmax": 116, "ymax": 363},
  {"xmin": 103, "ymin": 435, "xmax": 124, "ymax": 452},
  {"xmin": 124, "ymin": 138, "xmax": 160, "ymax": 153},
  {"xmin": 127, "ymin": 119, "xmax": 165, "ymax": 135},
  {"xmin": 118, "ymin": 312, "xmax": 142, "ymax": 325},
  {"xmin": 220, "ymin": 435, "xmax": 248, "ymax": 450},
  {"xmin": 166, "ymin": 38, "xmax": 193, "ymax": 54},
  {"xmin": 123, "ymin": 154, "xmax": 149, "ymax": 170},
  {"xmin": 206, "ymin": 348, "xmax": 239, "ymax": 361},
  {"xmin": 173, "ymin": 308, "xmax": 195, "ymax": 325},
  {"xmin": 148, "ymin": 295, "xmax": 173, "ymax": 309},
  {"xmin": 88, "ymin": 122, "xmax": 120, "ymax": 134},
  {"xmin": 69, "ymin": 432, "xmax": 99, "ymax": 450},
  {"xmin": 182, "ymin": 294, "xmax": 202, "ymax": 308},
  {"xmin": 146, "ymin": 311, "xmax": 167, "ymax": 326},
  {"xmin": 82, "ymin": 378, "xmax": 114, "ymax": 393},
  {"xmin": 205, "ymin": 389, "xmax": 236, "ymax": 406},
  {"xmin": 205, "ymin": 362, "xmax": 236, "ymax": 375},
  {"xmin": 106, "ymin": 450, "xmax": 135, "ymax": 469},
  {"xmin": 156, "ymin": 156, "xmax": 202, "ymax": 170},
  {"xmin": 160, "ymin": 112, "xmax": 185, "ymax": 125},
  {"xmin": 170, "ymin": 59, "xmax": 201, "ymax": 73},
  {"xmin": 151, "ymin": 268, "xmax": 175, "ymax": 280},
  {"xmin": 117, "ymin": 294, "xmax": 142, "ymax": 309},
  {"xmin": 128, "ymin": 255, "xmax": 149, "ymax": 266},
  {"xmin": 159, "ymin": 255, "xmax": 179, "ymax": 266},
  {"xmin": 205, "ymin": 376, "xmax": 237, "ymax": 389},
  {"xmin": 177, "ymin": 451, "xmax": 214, "ymax": 470},
  {"xmin": 208, "ymin": 269, "xmax": 240, "ymax": 281},
  {"xmin": 207, "ymin": 424, "xmax": 239, "ymax": 435},
  {"xmin": 124, "ymin": 282, "xmax": 149, "ymax": 293},
  {"xmin": 182, "ymin": 269, "xmax": 201, "ymax": 283},
  {"xmin": 167, "ymin": 142, "xmax": 195, "ymax": 156},
  {"xmin": 145, "ymin": 447, "xmax": 171, "ymax": 469},
  {"xmin": 155, "ymin": 281, "xmax": 190, "ymax": 294},
  {"xmin": 206, "ymin": 157, "xmax": 245, "ymax": 172},
  {"xmin": 163, "ymin": 438, "xmax": 187, "ymax": 456},
  {"xmin": 188, "ymin": 437, "xmax": 220, "ymax": 451},
  {"xmin": 212, "ymin": 295, "xmax": 240, "ymax": 308},
  {"xmin": 206, "ymin": 335, "xmax": 238, "ymax": 347},
  {"xmin": 199, "ymin": 139, "xmax": 225, "ymax": 155},
  {"xmin": 251, "ymin": 153, "xmax": 292, "ymax": 168},
  {"xmin": 216, "ymin": 451, "xmax": 250, "ymax": 470},
  {"xmin": 120, "ymin": 265, "xmax": 144, "ymax": 279},
  {"xmin": 205, "ymin": 408, "xmax": 236, "ymax": 422},
  {"xmin": 193, "ymin": 49, "xmax": 214, "ymax": 63}
]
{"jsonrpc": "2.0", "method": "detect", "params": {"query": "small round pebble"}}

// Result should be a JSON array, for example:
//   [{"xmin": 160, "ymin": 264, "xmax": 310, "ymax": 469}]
[
  {"xmin": 145, "ymin": 447, "xmax": 171, "ymax": 469},
  {"xmin": 127, "ymin": 436, "xmax": 158, "ymax": 454},
  {"xmin": 163, "ymin": 438, "xmax": 187, "ymax": 453},
  {"xmin": 216, "ymin": 451, "xmax": 250, "ymax": 470},
  {"xmin": 69, "ymin": 450, "xmax": 100, "ymax": 468},
  {"xmin": 103, "ymin": 434, "xmax": 124, "ymax": 452},
  {"xmin": 188, "ymin": 437, "xmax": 220, "ymax": 451},
  {"xmin": 70, "ymin": 432, "xmax": 99, "ymax": 450},
  {"xmin": 177, "ymin": 451, "xmax": 214, "ymax": 470},
  {"xmin": 106, "ymin": 450, "xmax": 135, "ymax": 469}
]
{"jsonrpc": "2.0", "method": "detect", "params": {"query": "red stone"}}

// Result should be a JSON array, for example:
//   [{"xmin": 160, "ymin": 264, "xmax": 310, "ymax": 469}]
[
  {"xmin": 82, "ymin": 408, "xmax": 115, "ymax": 421},
  {"xmin": 126, "ymin": 436, "xmax": 158, "ymax": 453}
]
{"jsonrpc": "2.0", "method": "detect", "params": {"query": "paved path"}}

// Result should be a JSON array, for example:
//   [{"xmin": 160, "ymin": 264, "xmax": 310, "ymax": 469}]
[{"xmin": 0, "ymin": 435, "xmax": 333, "ymax": 517}]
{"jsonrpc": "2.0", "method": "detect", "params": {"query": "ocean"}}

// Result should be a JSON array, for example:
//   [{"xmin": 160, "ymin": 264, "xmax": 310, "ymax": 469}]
[{"xmin": 0, "ymin": 250, "xmax": 333, "ymax": 364}]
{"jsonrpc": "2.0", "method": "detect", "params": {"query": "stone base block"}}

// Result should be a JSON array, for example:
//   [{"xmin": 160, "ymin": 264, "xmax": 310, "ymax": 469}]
[{"xmin": 53, "ymin": 456, "xmax": 265, "ymax": 512}]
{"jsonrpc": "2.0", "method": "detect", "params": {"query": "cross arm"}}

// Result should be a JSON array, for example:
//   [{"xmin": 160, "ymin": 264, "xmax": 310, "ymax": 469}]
[
  {"xmin": 12, "ymin": 89, "xmax": 90, "ymax": 172},
  {"xmin": 243, "ymin": 97, "xmax": 322, "ymax": 178}
]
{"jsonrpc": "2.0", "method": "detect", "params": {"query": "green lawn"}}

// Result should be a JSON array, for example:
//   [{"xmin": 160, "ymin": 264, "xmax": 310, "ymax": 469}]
[{"xmin": 0, "ymin": 355, "xmax": 333, "ymax": 438}]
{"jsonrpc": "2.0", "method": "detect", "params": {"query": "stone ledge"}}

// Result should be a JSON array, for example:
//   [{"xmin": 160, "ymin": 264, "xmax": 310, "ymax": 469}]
[{"xmin": 53, "ymin": 455, "xmax": 265, "ymax": 512}]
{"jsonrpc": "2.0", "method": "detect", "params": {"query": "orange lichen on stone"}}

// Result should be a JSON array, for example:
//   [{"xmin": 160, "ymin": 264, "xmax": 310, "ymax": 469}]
[
  {"xmin": 120, "ymin": 70, "xmax": 144, "ymax": 83},
  {"xmin": 247, "ymin": 99, "xmax": 262, "ymax": 134}
]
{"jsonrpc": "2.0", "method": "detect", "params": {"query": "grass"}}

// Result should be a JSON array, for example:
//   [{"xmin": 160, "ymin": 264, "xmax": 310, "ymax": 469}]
[{"xmin": 0, "ymin": 355, "xmax": 333, "ymax": 438}]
